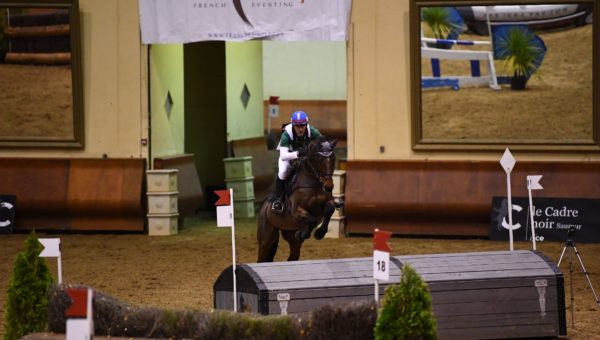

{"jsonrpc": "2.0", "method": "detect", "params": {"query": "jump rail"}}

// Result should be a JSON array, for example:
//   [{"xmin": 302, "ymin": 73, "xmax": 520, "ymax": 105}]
[{"xmin": 421, "ymin": 37, "xmax": 501, "ymax": 91}]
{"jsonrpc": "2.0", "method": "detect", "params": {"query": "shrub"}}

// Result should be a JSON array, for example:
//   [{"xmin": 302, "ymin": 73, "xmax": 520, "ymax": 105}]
[
  {"xmin": 374, "ymin": 264, "xmax": 437, "ymax": 340},
  {"xmin": 304, "ymin": 300, "xmax": 377, "ymax": 340},
  {"xmin": 3, "ymin": 231, "xmax": 54, "ymax": 340},
  {"xmin": 48, "ymin": 284, "xmax": 380, "ymax": 339}
]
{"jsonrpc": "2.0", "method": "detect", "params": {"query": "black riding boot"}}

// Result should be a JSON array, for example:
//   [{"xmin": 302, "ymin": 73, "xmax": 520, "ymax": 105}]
[{"xmin": 271, "ymin": 178, "xmax": 285, "ymax": 213}]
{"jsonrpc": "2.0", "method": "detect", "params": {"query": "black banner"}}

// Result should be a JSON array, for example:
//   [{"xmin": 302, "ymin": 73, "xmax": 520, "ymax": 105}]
[
  {"xmin": 0, "ymin": 195, "xmax": 16, "ymax": 234},
  {"xmin": 490, "ymin": 197, "xmax": 600, "ymax": 243}
]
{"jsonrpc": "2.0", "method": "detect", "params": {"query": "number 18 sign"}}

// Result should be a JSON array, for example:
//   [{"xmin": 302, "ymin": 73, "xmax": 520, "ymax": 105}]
[
  {"xmin": 373, "ymin": 229, "xmax": 392, "ymax": 281},
  {"xmin": 373, "ymin": 250, "xmax": 390, "ymax": 280}
]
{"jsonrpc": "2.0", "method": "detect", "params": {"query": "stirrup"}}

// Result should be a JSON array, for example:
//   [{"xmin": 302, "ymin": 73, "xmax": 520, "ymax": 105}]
[{"xmin": 271, "ymin": 200, "xmax": 284, "ymax": 213}]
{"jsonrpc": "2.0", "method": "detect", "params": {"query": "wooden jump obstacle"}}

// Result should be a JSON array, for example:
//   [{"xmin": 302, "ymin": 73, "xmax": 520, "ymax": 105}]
[
  {"xmin": 214, "ymin": 250, "xmax": 566, "ymax": 339},
  {"xmin": 421, "ymin": 37, "xmax": 501, "ymax": 90},
  {"xmin": 3, "ymin": 8, "xmax": 71, "ymax": 65}
]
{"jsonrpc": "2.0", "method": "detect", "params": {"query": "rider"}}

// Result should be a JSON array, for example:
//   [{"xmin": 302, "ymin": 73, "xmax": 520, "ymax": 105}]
[{"xmin": 271, "ymin": 110, "xmax": 321, "ymax": 213}]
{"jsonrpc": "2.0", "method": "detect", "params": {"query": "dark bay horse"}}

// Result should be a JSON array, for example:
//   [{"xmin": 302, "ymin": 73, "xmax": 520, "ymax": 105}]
[{"xmin": 257, "ymin": 137, "xmax": 339, "ymax": 262}]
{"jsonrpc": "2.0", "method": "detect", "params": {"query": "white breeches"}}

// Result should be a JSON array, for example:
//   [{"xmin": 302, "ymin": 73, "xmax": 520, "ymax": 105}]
[{"xmin": 278, "ymin": 158, "xmax": 291, "ymax": 180}]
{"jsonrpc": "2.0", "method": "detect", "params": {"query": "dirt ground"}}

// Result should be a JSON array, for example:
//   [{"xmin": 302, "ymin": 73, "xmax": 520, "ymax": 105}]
[
  {"xmin": 421, "ymin": 25, "xmax": 593, "ymax": 141},
  {"xmin": 1, "ymin": 215, "xmax": 599, "ymax": 339},
  {"xmin": 0, "ymin": 63, "xmax": 73, "ymax": 139}
]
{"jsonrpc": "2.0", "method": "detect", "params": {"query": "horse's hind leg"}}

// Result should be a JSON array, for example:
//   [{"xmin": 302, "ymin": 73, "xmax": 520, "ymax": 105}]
[
  {"xmin": 282, "ymin": 230, "xmax": 304, "ymax": 261},
  {"xmin": 265, "ymin": 232, "xmax": 279, "ymax": 262},
  {"xmin": 257, "ymin": 205, "xmax": 280, "ymax": 262},
  {"xmin": 258, "ymin": 226, "xmax": 279, "ymax": 262},
  {"xmin": 314, "ymin": 201, "xmax": 336, "ymax": 240}
]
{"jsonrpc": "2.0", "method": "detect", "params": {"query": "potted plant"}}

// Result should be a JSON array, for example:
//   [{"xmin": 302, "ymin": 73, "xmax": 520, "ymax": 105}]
[
  {"xmin": 493, "ymin": 25, "xmax": 546, "ymax": 90},
  {"xmin": 421, "ymin": 7, "xmax": 463, "ymax": 49}
]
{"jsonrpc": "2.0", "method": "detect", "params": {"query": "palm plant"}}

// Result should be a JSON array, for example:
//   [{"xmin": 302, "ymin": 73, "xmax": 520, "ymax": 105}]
[
  {"xmin": 494, "ymin": 25, "xmax": 546, "ymax": 89},
  {"xmin": 421, "ymin": 7, "xmax": 463, "ymax": 49}
]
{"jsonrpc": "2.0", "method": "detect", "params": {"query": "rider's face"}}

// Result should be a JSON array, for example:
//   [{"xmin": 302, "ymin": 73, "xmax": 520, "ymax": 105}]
[{"xmin": 293, "ymin": 124, "xmax": 307, "ymax": 136}]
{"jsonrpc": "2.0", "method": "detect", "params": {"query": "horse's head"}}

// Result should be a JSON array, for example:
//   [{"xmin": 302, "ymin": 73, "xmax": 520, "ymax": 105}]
[{"xmin": 306, "ymin": 136, "xmax": 337, "ymax": 192}]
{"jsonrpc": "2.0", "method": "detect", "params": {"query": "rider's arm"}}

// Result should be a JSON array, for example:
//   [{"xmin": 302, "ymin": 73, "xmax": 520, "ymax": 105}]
[{"xmin": 279, "ymin": 146, "xmax": 299, "ymax": 161}]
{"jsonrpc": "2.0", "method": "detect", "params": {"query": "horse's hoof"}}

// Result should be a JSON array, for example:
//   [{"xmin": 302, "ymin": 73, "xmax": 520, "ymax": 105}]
[{"xmin": 314, "ymin": 228, "xmax": 327, "ymax": 240}]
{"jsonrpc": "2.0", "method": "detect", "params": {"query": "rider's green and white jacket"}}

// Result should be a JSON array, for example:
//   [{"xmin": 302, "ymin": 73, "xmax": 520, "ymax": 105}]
[
  {"xmin": 278, "ymin": 123, "xmax": 321, "ymax": 152},
  {"xmin": 277, "ymin": 123, "xmax": 321, "ymax": 178}
]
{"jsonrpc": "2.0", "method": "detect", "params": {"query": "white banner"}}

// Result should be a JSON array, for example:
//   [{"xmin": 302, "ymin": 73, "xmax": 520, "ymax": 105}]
[{"xmin": 139, "ymin": 0, "xmax": 351, "ymax": 43}]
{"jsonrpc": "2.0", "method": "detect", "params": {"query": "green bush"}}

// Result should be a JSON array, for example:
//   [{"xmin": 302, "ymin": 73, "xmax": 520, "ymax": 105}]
[
  {"xmin": 304, "ymin": 300, "xmax": 377, "ymax": 340},
  {"xmin": 374, "ymin": 264, "xmax": 437, "ymax": 340},
  {"xmin": 49, "ymin": 284, "xmax": 381, "ymax": 339},
  {"xmin": 3, "ymin": 231, "xmax": 54, "ymax": 340}
]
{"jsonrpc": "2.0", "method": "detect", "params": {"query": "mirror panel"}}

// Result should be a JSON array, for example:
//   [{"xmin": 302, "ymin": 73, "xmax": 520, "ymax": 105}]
[
  {"xmin": 0, "ymin": 0, "xmax": 83, "ymax": 148},
  {"xmin": 410, "ymin": 0, "xmax": 598, "ymax": 150}
]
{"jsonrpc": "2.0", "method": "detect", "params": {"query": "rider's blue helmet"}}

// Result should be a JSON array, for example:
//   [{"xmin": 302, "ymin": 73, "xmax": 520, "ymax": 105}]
[{"xmin": 291, "ymin": 111, "xmax": 308, "ymax": 125}]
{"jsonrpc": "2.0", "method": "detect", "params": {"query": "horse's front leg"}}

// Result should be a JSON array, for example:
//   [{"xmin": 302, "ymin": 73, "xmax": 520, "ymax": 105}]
[
  {"xmin": 314, "ymin": 200, "xmax": 336, "ymax": 240},
  {"xmin": 294, "ymin": 212, "xmax": 318, "ymax": 240},
  {"xmin": 289, "ymin": 204, "xmax": 317, "ymax": 240}
]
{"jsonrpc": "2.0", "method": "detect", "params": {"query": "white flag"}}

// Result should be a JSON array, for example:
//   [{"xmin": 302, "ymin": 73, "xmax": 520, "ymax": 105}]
[
  {"xmin": 217, "ymin": 205, "xmax": 233, "ymax": 227},
  {"xmin": 500, "ymin": 148, "xmax": 516, "ymax": 174},
  {"xmin": 527, "ymin": 175, "xmax": 543, "ymax": 190},
  {"xmin": 39, "ymin": 238, "xmax": 61, "ymax": 258}
]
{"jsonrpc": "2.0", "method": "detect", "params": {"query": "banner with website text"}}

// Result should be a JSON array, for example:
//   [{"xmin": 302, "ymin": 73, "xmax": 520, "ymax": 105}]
[{"xmin": 139, "ymin": 0, "xmax": 351, "ymax": 43}]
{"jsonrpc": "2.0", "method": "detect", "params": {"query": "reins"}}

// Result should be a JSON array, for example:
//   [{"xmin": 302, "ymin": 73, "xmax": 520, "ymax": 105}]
[{"xmin": 299, "ymin": 147, "xmax": 334, "ymax": 192}]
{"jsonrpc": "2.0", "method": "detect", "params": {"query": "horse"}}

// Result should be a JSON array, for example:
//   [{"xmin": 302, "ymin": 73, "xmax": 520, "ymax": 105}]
[{"xmin": 257, "ymin": 136, "xmax": 340, "ymax": 262}]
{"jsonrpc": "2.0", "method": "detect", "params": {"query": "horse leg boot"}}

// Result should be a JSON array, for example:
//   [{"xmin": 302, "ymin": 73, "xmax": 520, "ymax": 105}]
[
  {"xmin": 271, "ymin": 178, "xmax": 285, "ymax": 214},
  {"xmin": 314, "ymin": 201, "xmax": 336, "ymax": 240}
]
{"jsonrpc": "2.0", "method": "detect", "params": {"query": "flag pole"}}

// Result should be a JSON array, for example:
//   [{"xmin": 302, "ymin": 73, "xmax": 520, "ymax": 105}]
[
  {"xmin": 527, "ymin": 180, "xmax": 537, "ymax": 250},
  {"xmin": 507, "ymin": 172, "xmax": 514, "ymax": 251},
  {"xmin": 230, "ymin": 188, "xmax": 237, "ymax": 312},
  {"xmin": 58, "ymin": 253, "xmax": 63, "ymax": 284},
  {"xmin": 374, "ymin": 279, "xmax": 379, "ymax": 308}
]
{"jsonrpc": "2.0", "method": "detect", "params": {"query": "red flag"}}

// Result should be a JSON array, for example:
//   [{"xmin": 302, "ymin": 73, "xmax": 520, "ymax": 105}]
[
  {"xmin": 373, "ymin": 228, "xmax": 392, "ymax": 252},
  {"xmin": 65, "ymin": 288, "xmax": 89, "ymax": 318},
  {"xmin": 269, "ymin": 96, "xmax": 280, "ymax": 105},
  {"xmin": 214, "ymin": 190, "xmax": 231, "ymax": 206}
]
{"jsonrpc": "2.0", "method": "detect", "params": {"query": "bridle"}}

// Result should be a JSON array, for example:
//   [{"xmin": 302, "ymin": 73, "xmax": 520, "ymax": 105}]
[{"xmin": 303, "ymin": 144, "xmax": 335, "ymax": 192}]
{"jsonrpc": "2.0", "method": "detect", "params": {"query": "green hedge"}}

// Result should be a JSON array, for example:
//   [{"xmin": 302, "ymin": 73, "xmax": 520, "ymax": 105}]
[
  {"xmin": 374, "ymin": 264, "xmax": 437, "ymax": 340},
  {"xmin": 48, "ymin": 284, "xmax": 377, "ymax": 339},
  {"xmin": 3, "ymin": 232, "xmax": 54, "ymax": 340}
]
